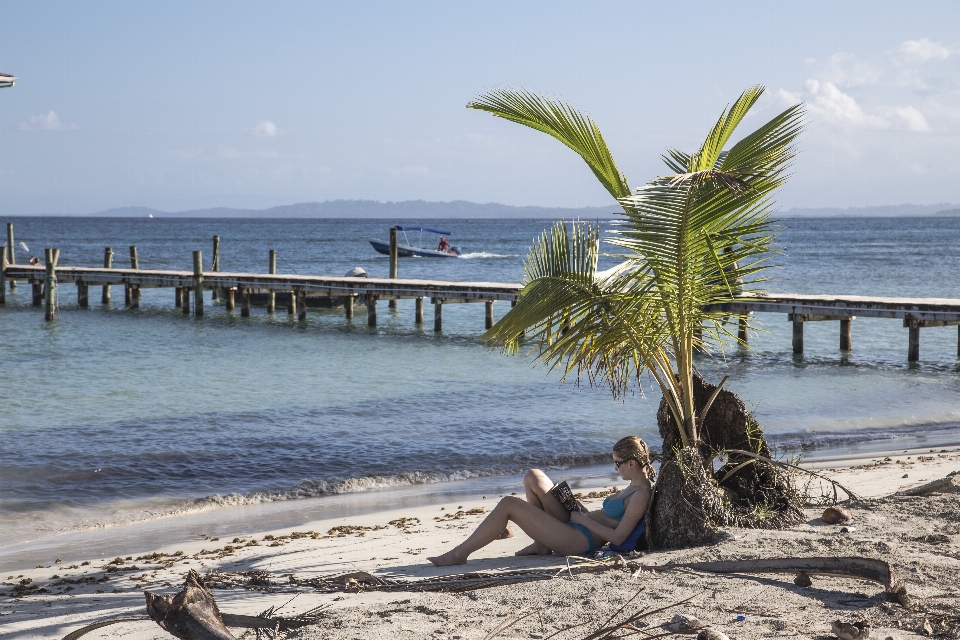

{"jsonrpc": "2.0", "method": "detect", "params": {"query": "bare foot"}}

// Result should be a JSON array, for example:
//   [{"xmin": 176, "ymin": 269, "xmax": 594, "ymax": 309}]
[
  {"xmin": 428, "ymin": 551, "xmax": 467, "ymax": 567},
  {"xmin": 498, "ymin": 526, "xmax": 515, "ymax": 539},
  {"xmin": 515, "ymin": 541, "xmax": 552, "ymax": 556}
]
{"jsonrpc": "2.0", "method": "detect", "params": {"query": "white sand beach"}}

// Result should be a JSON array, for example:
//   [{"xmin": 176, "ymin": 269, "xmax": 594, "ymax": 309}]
[{"xmin": 1, "ymin": 446, "xmax": 958, "ymax": 640}]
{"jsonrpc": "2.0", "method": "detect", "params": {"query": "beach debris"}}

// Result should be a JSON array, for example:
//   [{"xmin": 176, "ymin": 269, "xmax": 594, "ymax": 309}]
[
  {"xmin": 794, "ymin": 571, "xmax": 813, "ymax": 587},
  {"xmin": 327, "ymin": 524, "xmax": 387, "ymax": 537},
  {"xmin": 678, "ymin": 557, "xmax": 910, "ymax": 606},
  {"xmin": 576, "ymin": 591, "xmax": 703, "ymax": 640},
  {"xmin": 923, "ymin": 617, "xmax": 934, "ymax": 635},
  {"xmin": 822, "ymin": 506, "xmax": 853, "ymax": 524},
  {"xmin": 389, "ymin": 517, "xmax": 421, "ymax": 529},
  {"xmin": 831, "ymin": 619, "xmax": 871, "ymax": 640},
  {"xmin": 697, "ymin": 631, "xmax": 730, "ymax": 640},
  {"xmin": 665, "ymin": 613, "xmax": 705, "ymax": 632},
  {"xmin": 61, "ymin": 574, "xmax": 325, "ymax": 640},
  {"xmin": 145, "ymin": 569, "xmax": 235, "ymax": 639},
  {"xmin": 435, "ymin": 508, "xmax": 486, "ymax": 522},
  {"xmin": 480, "ymin": 608, "xmax": 538, "ymax": 640},
  {"xmin": 908, "ymin": 533, "xmax": 951, "ymax": 544},
  {"xmin": 840, "ymin": 526, "xmax": 856, "ymax": 533},
  {"xmin": 903, "ymin": 472, "xmax": 960, "ymax": 496}
]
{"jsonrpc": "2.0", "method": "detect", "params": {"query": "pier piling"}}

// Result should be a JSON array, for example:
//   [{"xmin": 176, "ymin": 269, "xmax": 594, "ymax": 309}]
[
  {"xmin": 792, "ymin": 317, "xmax": 803, "ymax": 354},
  {"xmin": 32, "ymin": 281, "xmax": 42, "ymax": 306},
  {"xmin": 345, "ymin": 294, "xmax": 354, "ymax": 320},
  {"xmin": 211, "ymin": 236, "xmax": 220, "ymax": 301},
  {"xmin": 6, "ymin": 223, "xmax": 15, "ymax": 291},
  {"xmin": 182, "ymin": 287, "xmax": 190, "ymax": 314},
  {"xmin": 434, "ymin": 300, "xmax": 442, "ymax": 332},
  {"xmin": 225, "ymin": 288, "xmax": 235, "ymax": 312},
  {"xmin": 908, "ymin": 322, "xmax": 920, "ymax": 362},
  {"xmin": 738, "ymin": 315, "xmax": 749, "ymax": 343},
  {"xmin": 77, "ymin": 282, "xmax": 88, "ymax": 307},
  {"xmin": 287, "ymin": 289, "xmax": 296, "ymax": 316},
  {"xmin": 101, "ymin": 247, "xmax": 113, "ymax": 305},
  {"xmin": 389, "ymin": 227, "xmax": 398, "ymax": 310},
  {"xmin": 415, "ymin": 297, "xmax": 424, "ymax": 325},
  {"xmin": 841, "ymin": 318, "xmax": 853, "ymax": 351},
  {"xmin": 240, "ymin": 287, "xmax": 250, "ymax": 317},
  {"xmin": 0, "ymin": 246, "xmax": 6, "ymax": 304},
  {"xmin": 367, "ymin": 294, "xmax": 377, "ymax": 327},
  {"xmin": 267, "ymin": 250, "xmax": 276, "ymax": 313},
  {"xmin": 127, "ymin": 246, "xmax": 140, "ymax": 308},
  {"xmin": 485, "ymin": 300, "xmax": 494, "ymax": 330},
  {"xmin": 192, "ymin": 251, "xmax": 204, "ymax": 317},
  {"xmin": 175, "ymin": 287, "xmax": 183, "ymax": 308},
  {"xmin": 297, "ymin": 290, "xmax": 306, "ymax": 321},
  {"xmin": 44, "ymin": 248, "xmax": 58, "ymax": 321}
]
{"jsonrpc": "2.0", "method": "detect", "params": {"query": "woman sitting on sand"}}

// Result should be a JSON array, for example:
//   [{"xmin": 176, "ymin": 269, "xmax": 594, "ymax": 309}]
[{"xmin": 429, "ymin": 436, "xmax": 654, "ymax": 566}]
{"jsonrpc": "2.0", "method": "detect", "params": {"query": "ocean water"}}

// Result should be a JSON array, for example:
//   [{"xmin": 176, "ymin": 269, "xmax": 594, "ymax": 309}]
[{"xmin": 2, "ymin": 216, "xmax": 960, "ymax": 545}]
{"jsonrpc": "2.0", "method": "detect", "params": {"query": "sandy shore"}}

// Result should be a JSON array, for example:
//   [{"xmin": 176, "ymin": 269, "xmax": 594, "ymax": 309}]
[{"xmin": 1, "ymin": 446, "xmax": 959, "ymax": 639}]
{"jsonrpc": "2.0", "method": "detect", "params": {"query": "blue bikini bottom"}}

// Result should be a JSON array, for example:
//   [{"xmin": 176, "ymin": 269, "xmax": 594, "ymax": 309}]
[{"xmin": 567, "ymin": 522, "xmax": 598, "ymax": 552}]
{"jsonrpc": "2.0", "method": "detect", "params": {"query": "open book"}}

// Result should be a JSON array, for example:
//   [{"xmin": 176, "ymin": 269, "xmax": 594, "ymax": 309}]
[{"xmin": 549, "ymin": 481, "xmax": 584, "ymax": 512}]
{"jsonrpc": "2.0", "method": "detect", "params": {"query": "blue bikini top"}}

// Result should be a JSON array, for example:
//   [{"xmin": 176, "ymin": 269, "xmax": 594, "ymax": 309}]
[{"xmin": 602, "ymin": 487, "xmax": 640, "ymax": 520}]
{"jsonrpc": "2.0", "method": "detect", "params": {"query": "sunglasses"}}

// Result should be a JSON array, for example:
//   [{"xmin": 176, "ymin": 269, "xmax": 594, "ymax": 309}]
[{"xmin": 614, "ymin": 458, "xmax": 635, "ymax": 469}]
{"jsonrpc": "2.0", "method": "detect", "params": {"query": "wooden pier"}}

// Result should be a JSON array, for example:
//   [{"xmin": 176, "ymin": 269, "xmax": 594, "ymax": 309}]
[
  {"xmin": 3, "ymin": 241, "xmax": 960, "ymax": 362},
  {"xmin": 1, "ymin": 259, "xmax": 521, "ymax": 332},
  {"xmin": 709, "ymin": 293, "xmax": 960, "ymax": 361}
]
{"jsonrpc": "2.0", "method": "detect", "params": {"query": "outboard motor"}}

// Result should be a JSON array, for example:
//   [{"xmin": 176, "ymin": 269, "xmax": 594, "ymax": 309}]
[{"xmin": 344, "ymin": 267, "xmax": 368, "ymax": 278}]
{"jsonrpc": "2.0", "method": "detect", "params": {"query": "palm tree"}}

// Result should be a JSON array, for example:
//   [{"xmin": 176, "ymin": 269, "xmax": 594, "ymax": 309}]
[
  {"xmin": 473, "ymin": 86, "xmax": 803, "ymax": 451},
  {"xmin": 473, "ymin": 86, "xmax": 805, "ymax": 547}
]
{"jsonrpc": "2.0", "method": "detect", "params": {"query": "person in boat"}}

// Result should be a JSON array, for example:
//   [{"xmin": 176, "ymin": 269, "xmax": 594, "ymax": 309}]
[
  {"xmin": 428, "ymin": 436, "xmax": 654, "ymax": 566},
  {"xmin": 436, "ymin": 235, "xmax": 451, "ymax": 253}
]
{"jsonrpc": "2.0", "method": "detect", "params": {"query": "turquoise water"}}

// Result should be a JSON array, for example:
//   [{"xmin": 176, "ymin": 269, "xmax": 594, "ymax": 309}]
[{"xmin": 2, "ymin": 216, "xmax": 960, "ymax": 540}]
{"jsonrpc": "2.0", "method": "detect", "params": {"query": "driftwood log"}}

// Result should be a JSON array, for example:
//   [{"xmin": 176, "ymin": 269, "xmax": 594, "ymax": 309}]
[{"xmin": 676, "ymin": 557, "xmax": 910, "ymax": 606}]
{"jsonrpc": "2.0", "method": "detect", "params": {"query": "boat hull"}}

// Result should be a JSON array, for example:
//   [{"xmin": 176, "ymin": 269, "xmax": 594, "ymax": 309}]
[{"xmin": 369, "ymin": 239, "xmax": 459, "ymax": 258}]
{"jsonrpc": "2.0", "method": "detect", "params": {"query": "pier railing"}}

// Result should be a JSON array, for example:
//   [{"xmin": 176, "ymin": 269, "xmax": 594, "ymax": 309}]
[{"xmin": 3, "ymin": 249, "xmax": 960, "ymax": 362}]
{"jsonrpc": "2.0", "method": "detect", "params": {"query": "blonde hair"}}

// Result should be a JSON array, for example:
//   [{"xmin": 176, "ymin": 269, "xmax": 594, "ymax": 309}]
[{"xmin": 613, "ymin": 436, "xmax": 656, "ymax": 483}]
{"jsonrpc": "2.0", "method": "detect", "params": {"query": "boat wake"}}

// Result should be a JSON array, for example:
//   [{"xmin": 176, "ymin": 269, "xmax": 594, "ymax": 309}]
[{"xmin": 458, "ymin": 252, "xmax": 519, "ymax": 259}]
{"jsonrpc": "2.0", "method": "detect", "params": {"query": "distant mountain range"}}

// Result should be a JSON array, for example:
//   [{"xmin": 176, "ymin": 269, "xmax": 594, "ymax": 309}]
[
  {"xmin": 779, "ymin": 203, "xmax": 960, "ymax": 217},
  {"xmin": 90, "ymin": 200, "xmax": 616, "ymax": 219},
  {"xmin": 86, "ymin": 200, "xmax": 960, "ymax": 219}
]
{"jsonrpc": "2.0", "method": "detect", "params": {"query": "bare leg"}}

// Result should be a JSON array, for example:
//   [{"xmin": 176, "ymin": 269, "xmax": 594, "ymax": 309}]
[
  {"xmin": 515, "ymin": 469, "xmax": 571, "ymax": 555},
  {"xmin": 429, "ymin": 497, "xmax": 589, "ymax": 566},
  {"xmin": 523, "ymin": 469, "xmax": 571, "ymax": 521}
]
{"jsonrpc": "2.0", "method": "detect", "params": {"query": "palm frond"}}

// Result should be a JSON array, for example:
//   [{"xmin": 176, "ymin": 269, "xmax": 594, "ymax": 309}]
[{"xmin": 468, "ymin": 88, "xmax": 631, "ymax": 200}]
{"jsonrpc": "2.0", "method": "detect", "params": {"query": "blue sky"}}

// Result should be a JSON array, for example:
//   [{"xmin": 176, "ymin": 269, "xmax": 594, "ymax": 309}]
[{"xmin": 0, "ymin": 0, "xmax": 958, "ymax": 215}]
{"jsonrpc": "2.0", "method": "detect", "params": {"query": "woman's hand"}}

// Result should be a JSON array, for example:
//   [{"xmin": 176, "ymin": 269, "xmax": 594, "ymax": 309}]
[{"xmin": 568, "ymin": 511, "xmax": 591, "ymax": 526}]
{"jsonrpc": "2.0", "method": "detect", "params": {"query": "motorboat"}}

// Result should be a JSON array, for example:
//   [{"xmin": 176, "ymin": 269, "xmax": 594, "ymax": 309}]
[{"xmin": 369, "ymin": 225, "xmax": 461, "ymax": 258}]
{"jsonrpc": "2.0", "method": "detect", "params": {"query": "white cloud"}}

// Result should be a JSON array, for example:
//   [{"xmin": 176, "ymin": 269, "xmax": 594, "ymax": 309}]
[
  {"xmin": 898, "ymin": 38, "xmax": 952, "ymax": 63},
  {"xmin": 20, "ymin": 110, "xmax": 74, "ymax": 131},
  {"xmin": 822, "ymin": 52, "xmax": 882, "ymax": 87},
  {"xmin": 804, "ymin": 80, "xmax": 887, "ymax": 128},
  {"xmin": 891, "ymin": 105, "xmax": 930, "ymax": 131},
  {"xmin": 253, "ymin": 120, "xmax": 278, "ymax": 138},
  {"xmin": 784, "ymin": 78, "xmax": 930, "ymax": 133}
]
